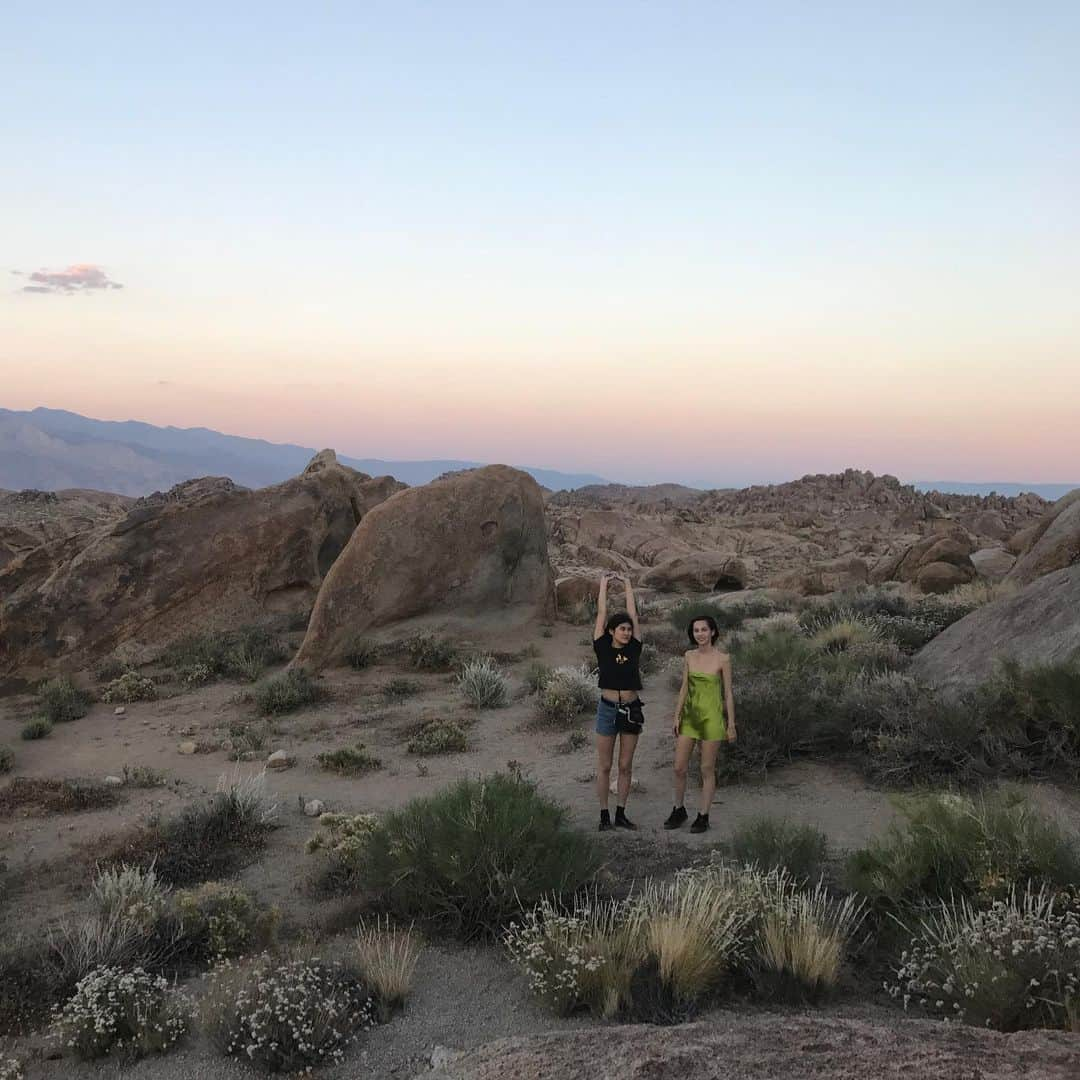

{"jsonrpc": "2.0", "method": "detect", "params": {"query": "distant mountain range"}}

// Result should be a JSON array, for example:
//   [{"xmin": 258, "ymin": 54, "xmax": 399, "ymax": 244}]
[
  {"xmin": 0, "ymin": 408, "xmax": 606, "ymax": 495},
  {"xmin": 914, "ymin": 481, "xmax": 1078, "ymax": 500}
]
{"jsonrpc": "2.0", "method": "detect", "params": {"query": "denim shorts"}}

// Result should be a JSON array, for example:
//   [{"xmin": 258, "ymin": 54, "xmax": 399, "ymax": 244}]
[{"xmin": 595, "ymin": 698, "xmax": 643, "ymax": 737}]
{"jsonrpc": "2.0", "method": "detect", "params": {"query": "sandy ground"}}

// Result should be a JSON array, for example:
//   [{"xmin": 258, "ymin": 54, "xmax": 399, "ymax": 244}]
[{"xmin": 2, "ymin": 618, "xmax": 1079, "ymax": 1077}]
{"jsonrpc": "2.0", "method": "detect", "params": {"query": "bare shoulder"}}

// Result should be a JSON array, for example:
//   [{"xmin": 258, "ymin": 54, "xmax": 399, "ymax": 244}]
[{"xmin": 718, "ymin": 651, "xmax": 732, "ymax": 665}]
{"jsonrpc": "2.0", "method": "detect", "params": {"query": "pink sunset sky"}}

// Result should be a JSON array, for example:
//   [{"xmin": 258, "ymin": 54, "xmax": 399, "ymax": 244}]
[{"xmin": 4, "ymin": 5, "xmax": 1079, "ymax": 487}]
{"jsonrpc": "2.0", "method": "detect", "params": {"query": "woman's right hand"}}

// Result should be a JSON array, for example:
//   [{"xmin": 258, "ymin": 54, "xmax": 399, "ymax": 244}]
[{"xmin": 672, "ymin": 716, "xmax": 680, "ymax": 737}]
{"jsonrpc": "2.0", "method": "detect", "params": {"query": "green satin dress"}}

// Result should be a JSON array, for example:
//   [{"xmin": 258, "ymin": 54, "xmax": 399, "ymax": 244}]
[{"xmin": 679, "ymin": 671, "xmax": 727, "ymax": 741}]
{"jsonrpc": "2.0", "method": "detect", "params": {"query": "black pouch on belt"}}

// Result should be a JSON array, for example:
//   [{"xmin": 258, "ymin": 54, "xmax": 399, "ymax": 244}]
[{"xmin": 614, "ymin": 700, "xmax": 644, "ymax": 736}]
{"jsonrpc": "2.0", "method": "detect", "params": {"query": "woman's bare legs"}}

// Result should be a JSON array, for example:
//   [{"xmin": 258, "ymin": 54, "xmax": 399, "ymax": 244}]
[
  {"xmin": 616, "ymin": 731, "xmax": 639, "ymax": 807},
  {"xmin": 698, "ymin": 739, "xmax": 721, "ymax": 816},
  {"xmin": 672, "ymin": 735, "xmax": 696, "ymax": 807},
  {"xmin": 595, "ymin": 734, "xmax": 615, "ymax": 811}
]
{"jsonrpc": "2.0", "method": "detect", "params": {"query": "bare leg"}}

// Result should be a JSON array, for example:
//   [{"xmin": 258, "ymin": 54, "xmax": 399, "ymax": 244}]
[
  {"xmin": 672, "ymin": 735, "xmax": 696, "ymax": 807},
  {"xmin": 698, "ymin": 740, "xmax": 721, "ymax": 816},
  {"xmin": 595, "ymin": 734, "xmax": 615, "ymax": 810},
  {"xmin": 616, "ymin": 732, "xmax": 639, "ymax": 807}
]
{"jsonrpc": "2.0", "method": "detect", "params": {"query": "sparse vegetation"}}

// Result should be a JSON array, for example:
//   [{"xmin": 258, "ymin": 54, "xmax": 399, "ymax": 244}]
[
  {"xmin": 91, "ymin": 862, "xmax": 171, "ymax": 922},
  {"xmin": 20, "ymin": 717, "xmax": 52, "ymax": 740},
  {"xmin": 361, "ymin": 774, "xmax": 599, "ymax": 939},
  {"xmin": 0, "ymin": 747, "xmax": 12, "ymax": 774},
  {"xmin": 0, "ymin": 777, "xmax": 122, "ymax": 817},
  {"xmin": 173, "ymin": 881, "xmax": 279, "ymax": 961},
  {"xmin": 381, "ymin": 677, "xmax": 420, "ymax": 703},
  {"xmin": 164, "ymin": 626, "xmax": 287, "ymax": 685},
  {"xmin": 317, "ymin": 743, "xmax": 382, "ymax": 776},
  {"xmin": 405, "ymin": 631, "xmax": 458, "ymax": 671},
  {"xmin": 307, "ymin": 813, "xmax": 380, "ymax": 891},
  {"xmin": 354, "ymin": 916, "xmax": 422, "ymax": 1020},
  {"xmin": 121, "ymin": 764, "xmax": 168, "ymax": 788},
  {"xmin": 250, "ymin": 667, "xmax": 324, "ymax": 715},
  {"xmin": 535, "ymin": 664, "xmax": 595, "ymax": 727},
  {"xmin": 522, "ymin": 660, "xmax": 553, "ymax": 693},
  {"xmin": 343, "ymin": 635, "xmax": 379, "ymax": 670},
  {"xmin": 37, "ymin": 676, "xmax": 92, "ymax": 723},
  {"xmin": 100, "ymin": 672, "xmax": 157, "ymax": 704},
  {"xmin": 729, "ymin": 816, "xmax": 829, "ymax": 882},
  {"xmin": 407, "ymin": 719, "xmax": 468, "ymax": 755},
  {"xmin": 458, "ymin": 656, "xmax": 510, "ymax": 709}
]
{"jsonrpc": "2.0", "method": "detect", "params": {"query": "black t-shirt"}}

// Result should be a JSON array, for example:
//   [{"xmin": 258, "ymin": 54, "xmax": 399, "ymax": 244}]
[{"xmin": 593, "ymin": 635, "xmax": 643, "ymax": 692}]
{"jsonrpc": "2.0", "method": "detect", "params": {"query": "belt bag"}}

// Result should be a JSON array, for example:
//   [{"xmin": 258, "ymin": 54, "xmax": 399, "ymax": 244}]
[{"xmin": 615, "ymin": 700, "xmax": 644, "ymax": 736}]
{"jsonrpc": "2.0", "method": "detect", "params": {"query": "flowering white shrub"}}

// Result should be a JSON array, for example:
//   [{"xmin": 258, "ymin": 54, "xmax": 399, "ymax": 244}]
[
  {"xmin": 0, "ymin": 1058, "xmax": 23, "ymax": 1080},
  {"xmin": 889, "ymin": 886, "xmax": 1080, "ymax": 1031},
  {"xmin": 52, "ymin": 966, "xmax": 191, "ymax": 1061},
  {"xmin": 457, "ymin": 657, "xmax": 510, "ymax": 709},
  {"xmin": 202, "ymin": 953, "xmax": 374, "ymax": 1072},
  {"xmin": 535, "ymin": 665, "xmax": 595, "ymax": 726}
]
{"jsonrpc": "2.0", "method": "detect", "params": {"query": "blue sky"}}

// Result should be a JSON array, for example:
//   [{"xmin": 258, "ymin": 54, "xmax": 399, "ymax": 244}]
[{"xmin": 3, "ymin": 3, "xmax": 1079, "ymax": 486}]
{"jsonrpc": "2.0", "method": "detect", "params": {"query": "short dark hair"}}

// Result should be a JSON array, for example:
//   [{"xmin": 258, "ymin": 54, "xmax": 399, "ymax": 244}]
[
  {"xmin": 606, "ymin": 611, "xmax": 633, "ymax": 634},
  {"xmin": 686, "ymin": 615, "xmax": 720, "ymax": 645}
]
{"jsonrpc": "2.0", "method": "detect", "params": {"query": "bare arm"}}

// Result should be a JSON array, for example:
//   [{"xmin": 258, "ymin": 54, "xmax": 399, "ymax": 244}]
[
  {"xmin": 672, "ymin": 655, "xmax": 689, "ymax": 735},
  {"xmin": 593, "ymin": 573, "xmax": 609, "ymax": 640},
  {"xmin": 720, "ymin": 654, "xmax": 736, "ymax": 741},
  {"xmin": 622, "ymin": 574, "xmax": 640, "ymax": 640}
]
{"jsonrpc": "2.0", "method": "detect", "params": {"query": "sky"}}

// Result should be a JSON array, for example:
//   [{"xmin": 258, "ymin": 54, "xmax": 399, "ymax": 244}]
[{"xmin": 3, "ymin": 2, "xmax": 1079, "ymax": 488}]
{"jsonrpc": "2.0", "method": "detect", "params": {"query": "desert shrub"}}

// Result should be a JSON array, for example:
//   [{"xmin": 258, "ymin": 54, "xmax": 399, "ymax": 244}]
[
  {"xmin": 53, "ymin": 966, "xmax": 191, "ymax": 1062},
  {"xmin": 803, "ymin": 587, "xmax": 914, "ymax": 623},
  {"xmin": 729, "ymin": 816, "xmax": 828, "ymax": 882},
  {"xmin": 164, "ymin": 627, "xmax": 287, "ymax": 684},
  {"xmin": 753, "ymin": 875, "xmax": 867, "ymax": 1003},
  {"xmin": 226, "ymin": 719, "xmax": 273, "ymax": 759},
  {"xmin": 535, "ymin": 664, "xmax": 595, "ymax": 727},
  {"xmin": 47, "ymin": 908, "xmax": 170, "ymax": 989},
  {"xmin": 407, "ymin": 720, "xmax": 468, "ymax": 755},
  {"xmin": 381, "ymin": 677, "xmax": 420, "ymax": 703},
  {"xmin": 94, "ymin": 657, "xmax": 127, "ymax": 683},
  {"xmin": 20, "ymin": 717, "xmax": 52, "ymax": 740},
  {"xmin": 557, "ymin": 729, "xmax": 590, "ymax": 754},
  {"xmin": 37, "ymin": 676, "xmax": 92, "ymax": 722},
  {"xmin": 405, "ymin": 632, "xmax": 458, "ymax": 671},
  {"xmin": 251, "ymin": 667, "xmax": 323, "ymax": 715},
  {"xmin": 307, "ymin": 813, "xmax": 380, "ymax": 891},
  {"xmin": 102, "ymin": 770, "xmax": 277, "ymax": 886},
  {"xmin": 890, "ymin": 886, "xmax": 1080, "ymax": 1031},
  {"xmin": 91, "ymin": 862, "xmax": 171, "ymax": 923},
  {"xmin": 317, "ymin": 743, "xmax": 382, "ymax": 776},
  {"xmin": 649, "ymin": 623, "xmax": 689, "ymax": 656},
  {"xmin": 174, "ymin": 882, "xmax": 279, "ymax": 961},
  {"xmin": 914, "ymin": 594, "xmax": 979, "ymax": 634},
  {"xmin": 458, "ymin": 656, "xmax": 510, "ymax": 709},
  {"xmin": 522, "ymin": 660, "xmax": 553, "ymax": 693},
  {"xmin": 354, "ymin": 916, "xmax": 422, "ymax": 1019},
  {"xmin": 665, "ymin": 657, "xmax": 685, "ymax": 691},
  {"xmin": 121, "ymin": 765, "xmax": 168, "ymax": 788},
  {"xmin": 0, "ymin": 940, "xmax": 64, "ymax": 1034},
  {"xmin": 846, "ymin": 789, "xmax": 1080, "ymax": 913},
  {"xmin": 638, "ymin": 642, "xmax": 660, "ymax": 676},
  {"xmin": 0, "ymin": 1057, "xmax": 22, "ymax": 1080},
  {"xmin": 0, "ymin": 777, "xmax": 123, "ymax": 816},
  {"xmin": 0, "ymin": 747, "xmax": 12, "ymax": 774},
  {"xmin": 361, "ymin": 774, "xmax": 598, "ymax": 939},
  {"xmin": 667, "ymin": 599, "xmax": 745, "ymax": 632},
  {"xmin": 100, "ymin": 672, "xmax": 157, "ymax": 704},
  {"xmin": 202, "ymin": 953, "xmax": 374, "ymax": 1073},
  {"xmin": 731, "ymin": 627, "xmax": 814, "ymax": 674},
  {"xmin": 343, "ymin": 635, "xmax": 379, "ymax": 670},
  {"xmin": 803, "ymin": 609, "xmax": 881, "ymax": 655},
  {"xmin": 870, "ymin": 613, "xmax": 939, "ymax": 652}
]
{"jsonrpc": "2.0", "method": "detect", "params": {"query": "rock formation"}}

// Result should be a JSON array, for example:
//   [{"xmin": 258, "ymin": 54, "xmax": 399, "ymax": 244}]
[
  {"xmin": 0, "ymin": 452, "xmax": 401, "ymax": 677},
  {"xmin": 293, "ymin": 465, "xmax": 554, "ymax": 669},
  {"xmin": 910, "ymin": 564, "xmax": 1080, "ymax": 687},
  {"xmin": 1006, "ymin": 489, "xmax": 1080, "ymax": 586}
]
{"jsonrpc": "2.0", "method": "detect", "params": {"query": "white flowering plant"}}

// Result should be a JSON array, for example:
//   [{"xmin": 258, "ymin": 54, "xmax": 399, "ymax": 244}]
[
  {"xmin": 52, "ymin": 965, "xmax": 191, "ymax": 1061},
  {"xmin": 202, "ymin": 953, "xmax": 374, "ymax": 1072},
  {"xmin": 888, "ymin": 886, "xmax": 1080, "ymax": 1031}
]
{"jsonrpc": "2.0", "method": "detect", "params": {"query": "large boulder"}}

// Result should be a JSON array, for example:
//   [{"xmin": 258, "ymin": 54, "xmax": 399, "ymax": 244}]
[
  {"xmin": 769, "ymin": 555, "xmax": 868, "ymax": 596},
  {"xmin": 640, "ymin": 552, "xmax": 747, "ymax": 593},
  {"xmin": 1006, "ymin": 489, "xmax": 1080, "ymax": 586},
  {"xmin": 870, "ymin": 527, "xmax": 977, "ymax": 593},
  {"xmin": 910, "ymin": 564, "xmax": 1080, "ymax": 687},
  {"xmin": 423, "ymin": 1014, "xmax": 1079, "ymax": 1080},
  {"xmin": 0, "ymin": 452, "xmax": 401, "ymax": 676},
  {"xmin": 293, "ymin": 465, "xmax": 554, "ymax": 669},
  {"xmin": 971, "ymin": 547, "xmax": 1016, "ymax": 582}
]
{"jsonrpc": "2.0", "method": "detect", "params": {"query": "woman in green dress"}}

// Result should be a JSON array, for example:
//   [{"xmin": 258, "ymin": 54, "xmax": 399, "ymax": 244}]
[{"xmin": 665, "ymin": 615, "xmax": 737, "ymax": 833}]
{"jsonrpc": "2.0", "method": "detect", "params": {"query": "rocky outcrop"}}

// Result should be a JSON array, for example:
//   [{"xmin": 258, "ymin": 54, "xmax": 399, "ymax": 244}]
[
  {"xmin": 910, "ymin": 564, "xmax": 1080, "ymax": 687},
  {"xmin": 293, "ymin": 466, "xmax": 554, "ymax": 669},
  {"xmin": 640, "ymin": 552, "xmax": 748, "ymax": 593},
  {"xmin": 971, "ymin": 547, "xmax": 1016, "ymax": 582},
  {"xmin": 423, "ymin": 1013, "xmax": 1080, "ymax": 1080},
  {"xmin": 1006, "ymin": 489, "xmax": 1080, "ymax": 586},
  {"xmin": 769, "ymin": 555, "xmax": 869, "ymax": 596},
  {"xmin": 871, "ymin": 527, "xmax": 977, "ymax": 593},
  {"xmin": 0, "ymin": 452, "xmax": 401, "ymax": 676}
]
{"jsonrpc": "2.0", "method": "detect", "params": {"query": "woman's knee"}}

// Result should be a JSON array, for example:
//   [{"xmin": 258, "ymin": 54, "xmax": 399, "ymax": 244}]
[{"xmin": 673, "ymin": 760, "xmax": 688, "ymax": 781}]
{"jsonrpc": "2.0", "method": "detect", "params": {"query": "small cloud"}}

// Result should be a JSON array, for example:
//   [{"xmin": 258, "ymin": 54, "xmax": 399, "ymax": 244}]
[{"xmin": 14, "ymin": 263, "xmax": 124, "ymax": 294}]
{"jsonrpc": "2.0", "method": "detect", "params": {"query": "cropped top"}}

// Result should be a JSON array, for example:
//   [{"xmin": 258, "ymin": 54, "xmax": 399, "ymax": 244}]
[{"xmin": 593, "ymin": 635, "xmax": 643, "ymax": 692}]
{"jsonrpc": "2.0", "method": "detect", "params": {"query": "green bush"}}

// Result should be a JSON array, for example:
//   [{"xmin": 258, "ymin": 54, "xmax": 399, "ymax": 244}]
[
  {"xmin": 306, "ymin": 813, "xmax": 380, "ymax": 891},
  {"xmin": 173, "ymin": 882, "xmax": 279, "ymax": 961},
  {"xmin": 21, "ymin": 717, "xmax": 52, "ymax": 740},
  {"xmin": 94, "ymin": 657, "xmax": 127, "ymax": 683},
  {"xmin": 251, "ymin": 668, "xmax": 323, "ymax": 715},
  {"xmin": 0, "ymin": 940, "xmax": 63, "ymax": 1035},
  {"xmin": 667, "ymin": 599, "xmax": 745, "ymax": 632},
  {"xmin": 521, "ymin": 661, "xmax": 553, "ymax": 693},
  {"xmin": 405, "ymin": 632, "xmax": 458, "ymax": 671},
  {"xmin": 381, "ymin": 677, "xmax": 420, "ymax": 704},
  {"xmin": 731, "ymin": 628, "xmax": 814, "ymax": 674},
  {"xmin": 164, "ymin": 627, "xmax": 287, "ymax": 684},
  {"xmin": 202, "ymin": 953, "xmax": 374, "ymax": 1073},
  {"xmin": 407, "ymin": 720, "xmax": 468, "ymax": 755},
  {"xmin": 0, "ymin": 746, "xmax": 13, "ymax": 774},
  {"xmin": 890, "ymin": 886, "xmax": 1080, "ymax": 1031},
  {"xmin": 361, "ymin": 774, "xmax": 599, "ymax": 939},
  {"xmin": 846, "ymin": 789, "xmax": 1080, "ymax": 913},
  {"xmin": 535, "ymin": 665, "xmax": 595, "ymax": 727},
  {"xmin": 729, "ymin": 816, "xmax": 828, "ymax": 881},
  {"xmin": 344, "ymin": 636, "xmax": 379, "ymax": 670},
  {"xmin": 37, "ymin": 677, "xmax": 92, "ymax": 723},
  {"xmin": 317, "ymin": 744, "xmax": 382, "ymax": 776},
  {"xmin": 101, "ymin": 672, "xmax": 157, "ymax": 704},
  {"xmin": 457, "ymin": 657, "xmax": 510, "ymax": 709}
]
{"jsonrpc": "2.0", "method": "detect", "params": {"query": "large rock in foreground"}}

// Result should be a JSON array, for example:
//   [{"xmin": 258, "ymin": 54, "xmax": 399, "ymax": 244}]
[
  {"xmin": 294, "ymin": 465, "xmax": 554, "ymax": 669},
  {"xmin": 910, "ymin": 564, "xmax": 1080, "ymax": 687},
  {"xmin": 423, "ymin": 1013, "xmax": 1080, "ymax": 1080},
  {"xmin": 1006, "ymin": 489, "xmax": 1080, "ymax": 586},
  {"xmin": 0, "ymin": 452, "xmax": 400, "ymax": 676}
]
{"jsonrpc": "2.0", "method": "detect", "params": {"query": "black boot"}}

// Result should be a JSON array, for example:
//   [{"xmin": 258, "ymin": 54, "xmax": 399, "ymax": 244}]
[
  {"xmin": 614, "ymin": 806, "xmax": 638, "ymax": 830},
  {"xmin": 598, "ymin": 809, "xmax": 613, "ymax": 832},
  {"xmin": 663, "ymin": 805, "xmax": 688, "ymax": 830},
  {"xmin": 689, "ymin": 812, "xmax": 710, "ymax": 834}
]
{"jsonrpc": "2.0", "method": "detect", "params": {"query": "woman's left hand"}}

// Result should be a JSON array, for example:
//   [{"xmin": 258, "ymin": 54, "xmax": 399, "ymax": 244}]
[{"xmin": 726, "ymin": 727, "xmax": 737, "ymax": 743}]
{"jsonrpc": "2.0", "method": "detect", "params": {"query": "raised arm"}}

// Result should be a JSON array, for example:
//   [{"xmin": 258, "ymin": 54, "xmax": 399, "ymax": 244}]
[
  {"xmin": 622, "ymin": 574, "xmax": 640, "ymax": 640},
  {"xmin": 593, "ymin": 572, "xmax": 609, "ymax": 640}
]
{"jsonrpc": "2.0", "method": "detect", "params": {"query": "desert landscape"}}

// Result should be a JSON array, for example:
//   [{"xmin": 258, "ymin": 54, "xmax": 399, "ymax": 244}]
[{"xmin": 1, "ymin": 456, "xmax": 1078, "ymax": 1078}]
